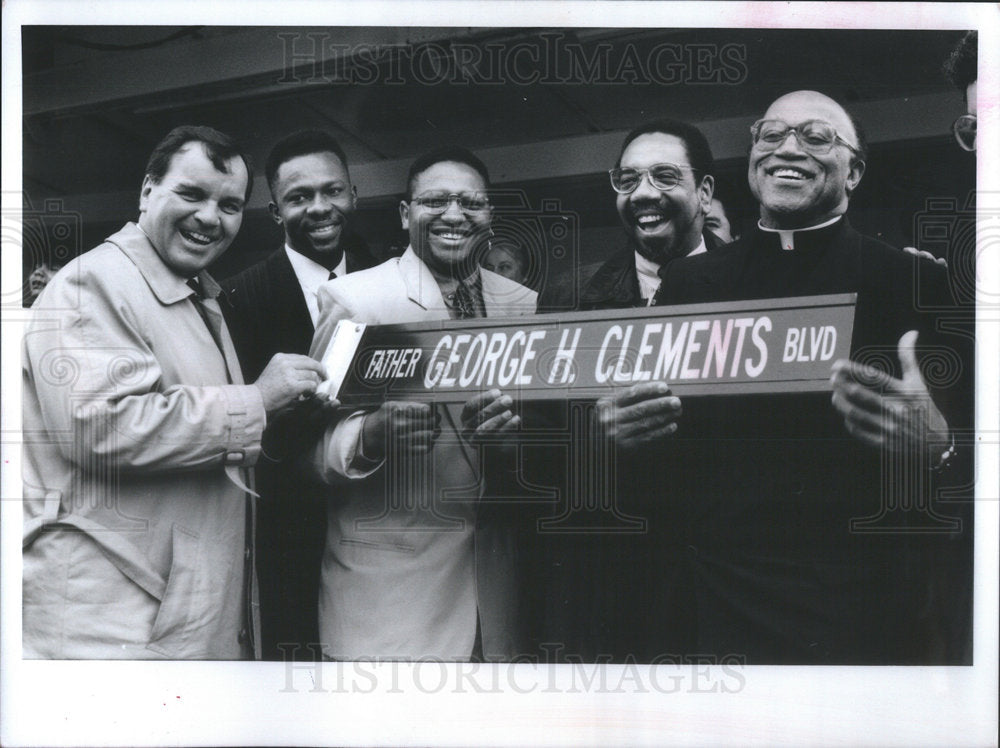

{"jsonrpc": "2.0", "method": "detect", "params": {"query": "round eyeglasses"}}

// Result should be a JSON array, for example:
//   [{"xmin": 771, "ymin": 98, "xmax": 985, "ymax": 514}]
[
  {"xmin": 608, "ymin": 163, "xmax": 699, "ymax": 194},
  {"xmin": 952, "ymin": 114, "xmax": 976, "ymax": 152},
  {"xmin": 412, "ymin": 191, "xmax": 490, "ymax": 215},
  {"xmin": 750, "ymin": 119, "xmax": 861, "ymax": 156}
]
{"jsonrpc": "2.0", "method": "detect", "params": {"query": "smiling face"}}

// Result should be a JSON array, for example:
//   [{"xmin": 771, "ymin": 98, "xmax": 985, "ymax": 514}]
[
  {"xmin": 138, "ymin": 141, "xmax": 248, "ymax": 277},
  {"xmin": 269, "ymin": 151, "xmax": 357, "ymax": 268},
  {"xmin": 749, "ymin": 91, "xmax": 865, "ymax": 230},
  {"xmin": 400, "ymin": 161, "xmax": 492, "ymax": 278},
  {"xmin": 616, "ymin": 132, "xmax": 713, "ymax": 263}
]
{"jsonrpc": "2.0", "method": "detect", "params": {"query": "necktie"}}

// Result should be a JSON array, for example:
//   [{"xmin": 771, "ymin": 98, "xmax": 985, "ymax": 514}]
[
  {"xmin": 328, "ymin": 270, "xmax": 337, "ymax": 281},
  {"xmin": 452, "ymin": 282, "xmax": 479, "ymax": 319},
  {"xmin": 187, "ymin": 279, "xmax": 232, "ymax": 383}
]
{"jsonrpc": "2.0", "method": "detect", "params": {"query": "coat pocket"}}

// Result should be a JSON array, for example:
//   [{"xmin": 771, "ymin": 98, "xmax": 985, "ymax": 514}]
[{"xmin": 146, "ymin": 525, "xmax": 202, "ymax": 658}]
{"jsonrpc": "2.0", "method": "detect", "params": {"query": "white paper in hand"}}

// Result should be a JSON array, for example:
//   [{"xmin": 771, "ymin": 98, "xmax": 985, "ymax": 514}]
[{"xmin": 316, "ymin": 319, "xmax": 367, "ymax": 400}]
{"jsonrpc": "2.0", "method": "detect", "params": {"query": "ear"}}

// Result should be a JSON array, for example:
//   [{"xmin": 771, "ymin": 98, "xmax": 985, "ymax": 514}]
[
  {"xmin": 399, "ymin": 199, "xmax": 410, "ymax": 230},
  {"xmin": 698, "ymin": 174, "xmax": 715, "ymax": 214},
  {"xmin": 845, "ymin": 159, "xmax": 865, "ymax": 197},
  {"xmin": 350, "ymin": 184, "xmax": 359, "ymax": 212},
  {"xmin": 267, "ymin": 201, "xmax": 282, "ymax": 225},
  {"xmin": 138, "ymin": 175, "xmax": 153, "ymax": 213}
]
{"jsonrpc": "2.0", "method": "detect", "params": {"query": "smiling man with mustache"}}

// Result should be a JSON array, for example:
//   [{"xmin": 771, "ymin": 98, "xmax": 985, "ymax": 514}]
[
  {"xmin": 307, "ymin": 147, "xmax": 537, "ymax": 661},
  {"xmin": 526, "ymin": 120, "xmax": 723, "ymax": 661}
]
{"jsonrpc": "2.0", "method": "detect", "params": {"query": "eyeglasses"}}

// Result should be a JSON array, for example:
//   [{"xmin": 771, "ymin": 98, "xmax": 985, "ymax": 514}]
[
  {"xmin": 608, "ymin": 163, "xmax": 699, "ymax": 194},
  {"xmin": 952, "ymin": 114, "xmax": 976, "ymax": 152},
  {"xmin": 412, "ymin": 191, "xmax": 490, "ymax": 214},
  {"xmin": 750, "ymin": 119, "xmax": 861, "ymax": 155}
]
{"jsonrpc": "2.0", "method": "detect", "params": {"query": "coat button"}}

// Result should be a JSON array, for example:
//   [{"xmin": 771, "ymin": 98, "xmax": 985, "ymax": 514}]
[{"xmin": 238, "ymin": 628, "xmax": 249, "ymax": 645}]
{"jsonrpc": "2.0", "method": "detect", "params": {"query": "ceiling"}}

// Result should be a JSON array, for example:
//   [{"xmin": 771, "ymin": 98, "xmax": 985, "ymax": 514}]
[
  {"xmin": 22, "ymin": 26, "xmax": 967, "ymax": 199},
  {"xmin": 17, "ymin": 25, "xmax": 973, "ymax": 273}
]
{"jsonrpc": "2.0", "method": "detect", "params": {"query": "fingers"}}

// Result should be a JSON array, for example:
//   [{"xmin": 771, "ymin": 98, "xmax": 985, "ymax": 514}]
[
  {"xmin": 598, "ymin": 394, "xmax": 682, "ymax": 429},
  {"xmin": 606, "ymin": 381, "xmax": 672, "ymax": 408},
  {"xmin": 461, "ymin": 389, "xmax": 514, "ymax": 431},
  {"xmin": 896, "ymin": 330, "xmax": 924, "ymax": 385},
  {"xmin": 614, "ymin": 419, "xmax": 679, "ymax": 448},
  {"xmin": 384, "ymin": 401, "xmax": 438, "ymax": 453},
  {"xmin": 461, "ymin": 389, "xmax": 503, "ymax": 420}
]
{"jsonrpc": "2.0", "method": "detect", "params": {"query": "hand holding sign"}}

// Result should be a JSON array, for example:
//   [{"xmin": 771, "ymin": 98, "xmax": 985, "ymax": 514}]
[
  {"xmin": 256, "ymin": 353, "xmax": 329, "ymax": 416},
  {"xmin": 361, "ymin": 401, "xmax": 441, "ymax": 459},
  {"xmin": 596, "ymin": 381, "xmax": 683, "ymax": 451},
  {"xmin": 830, "ymin": 330, "xmax": 950, "ymax": 462},
  {"xmin": 461, "ymin": 389, "xmax": 521, "ymax": 447}
]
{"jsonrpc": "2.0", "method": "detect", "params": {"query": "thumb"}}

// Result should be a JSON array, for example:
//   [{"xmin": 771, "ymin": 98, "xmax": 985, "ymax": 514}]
[{"xmin": 897, "ymin": 329, "xmax": 925, "ymax": 387}]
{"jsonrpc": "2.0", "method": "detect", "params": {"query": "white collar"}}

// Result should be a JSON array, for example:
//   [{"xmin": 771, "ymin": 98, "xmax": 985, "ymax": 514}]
[
  {"xmin": 757, "ymin": 215, "xmax": 843, "ymax": 251},
  {"xmin": 285, "ymin": 245, "xmax": 346, "ymax": 289}
]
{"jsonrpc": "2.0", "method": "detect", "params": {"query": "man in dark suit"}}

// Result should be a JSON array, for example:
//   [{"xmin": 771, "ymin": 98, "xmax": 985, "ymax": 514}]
[
  {"xmin": 529, "ymin": 120, "xmax": 721, "ymax": 661},
  {"xmin": 656, "ymin": 91, "xmax": 972, "ymax": 663},
  {"xmin": 222, "ymin": 130, "xmax": 377, "ymax": 660}
]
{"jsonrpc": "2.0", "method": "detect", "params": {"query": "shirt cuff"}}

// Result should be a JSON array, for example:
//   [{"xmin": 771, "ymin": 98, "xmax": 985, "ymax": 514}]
[
  {"xmin": 314, "ymin": 410, "xmax": 384, "ymax": 481},
  {"xmin": 219, "ymin": 384, "xmax": 267, "ymax": 466}
]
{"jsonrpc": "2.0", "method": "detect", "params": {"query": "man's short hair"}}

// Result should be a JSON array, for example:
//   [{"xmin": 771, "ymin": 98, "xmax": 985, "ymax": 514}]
[
  {"xmin": 265, "ymin": 130, "xmax": 350, "ymax": 197},
  {"xmin": 145, "ymin": 125, "xmax": 253, "ymax": 202},
  {"xmin": 943, "ymin": 30, "xmax": 978, "ymax": 93},
  {"xmin": 405, "ymin": 146, "xmax": 490, "ymax": 200},
  {"xmin": 615, "ymin": 118, "xmax": 715, "ymax": 177}
]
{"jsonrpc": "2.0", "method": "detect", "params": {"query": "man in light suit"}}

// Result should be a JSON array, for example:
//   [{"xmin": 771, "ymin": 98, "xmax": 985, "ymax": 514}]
[
  {"xmin": 309, "ymin": 147, "xmax": 537, "ymax": 660},
  {"xmin": 222, "ymin": 130, "xmax": 377, "ymax": 660}
]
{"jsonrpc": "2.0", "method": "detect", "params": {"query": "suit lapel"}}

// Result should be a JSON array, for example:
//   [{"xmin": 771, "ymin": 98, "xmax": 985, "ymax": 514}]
[
  {"xmin": 399, "ymin": 248, "xmax": 447, "ymax": 314},
  {"xmin": 268, "ymin": 249, "xmax": 316, "ymax": 352},
  {"xmin": 481, "ymin": 269, "xmax": 538, "ymax": 317}
]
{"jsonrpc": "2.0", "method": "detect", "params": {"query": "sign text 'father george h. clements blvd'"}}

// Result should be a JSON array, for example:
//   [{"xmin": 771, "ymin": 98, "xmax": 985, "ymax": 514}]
[{"xmin": 318, "ymin": 294, "xmax": 856, "ymax": 404}]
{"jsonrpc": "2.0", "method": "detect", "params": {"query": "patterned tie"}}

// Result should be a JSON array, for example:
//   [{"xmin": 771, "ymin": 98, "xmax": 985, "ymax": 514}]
[{"xmin": 452, "ymin": 282, "xmax": 479, "ymax": 319}]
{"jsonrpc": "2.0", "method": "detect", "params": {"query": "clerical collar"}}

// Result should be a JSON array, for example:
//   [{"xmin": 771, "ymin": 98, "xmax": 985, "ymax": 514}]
[
  {"xmin": 757, "ymin": 215, "xmax": 843, "ymax": 251},
  {"xmin": 634, "ymin": 236, "xmax": 707, "ymax": 302}
]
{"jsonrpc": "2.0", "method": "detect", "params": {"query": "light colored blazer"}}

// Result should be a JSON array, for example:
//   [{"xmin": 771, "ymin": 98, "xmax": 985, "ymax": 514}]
[
  {"xmin": 309, "ymin": 247, "xmax": 537, "ymax": 660},
  {"xmin": 22, "ymin": 223, "xmax": 265, "ymax": 659}
]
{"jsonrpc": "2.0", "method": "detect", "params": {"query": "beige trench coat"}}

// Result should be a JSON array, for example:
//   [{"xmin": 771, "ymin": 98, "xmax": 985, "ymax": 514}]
[{"xmin": 22, "ymin": 223, "xmax": 266, "ymax": 659}]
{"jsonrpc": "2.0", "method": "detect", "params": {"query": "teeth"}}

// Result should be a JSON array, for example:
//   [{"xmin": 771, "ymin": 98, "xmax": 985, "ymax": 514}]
[
  {"xmin": 772, "ymin": 168, "xmax": 808, "ymax": 179},
  {"xmin": 636, "ymin": 214, "xmax": 665, "ymax": 227},
  {"xmin": 182, "ymin": 230, "xmax": 214, "ymax": 245},
  {"xmin": 309, "ymin": 225, "xmax": 336, "ymax": 236}
]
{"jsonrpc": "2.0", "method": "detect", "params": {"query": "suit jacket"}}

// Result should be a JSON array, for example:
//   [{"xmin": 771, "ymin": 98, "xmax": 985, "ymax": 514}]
[
  {"xmin": 538, "ymin": 231, "xmax": 723, "ymax": 312},
  {"xmin": 309, "ymin": 247, "xmax": 538, "ymax": 660},
  {"xmin": 652, "ymin": 218, "xmax": 973, "ymax": 663},
  {"xmin": 23, "ymin": 222, "xmax": 265, "ymax": 659},
  {"xmin": 220, "ymin": 237, "xmax": 378, "ymax": 661}
]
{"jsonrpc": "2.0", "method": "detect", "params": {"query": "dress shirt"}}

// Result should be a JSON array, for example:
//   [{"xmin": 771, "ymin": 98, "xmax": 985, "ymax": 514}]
[{"xmin": 285, "ymin": 245, "xmax": 347, "ymax": 326}]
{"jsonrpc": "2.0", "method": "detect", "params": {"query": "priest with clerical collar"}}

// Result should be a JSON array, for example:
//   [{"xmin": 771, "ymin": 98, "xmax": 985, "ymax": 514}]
[{"xmin": 651, "ymin": 90, "xmax": 971, "ymax": 664}]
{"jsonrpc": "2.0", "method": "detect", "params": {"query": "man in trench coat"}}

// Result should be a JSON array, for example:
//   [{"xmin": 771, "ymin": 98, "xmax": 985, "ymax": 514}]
[{"xmin": 22, "ymin": 125, "xmax": 326, "ymax": 659}]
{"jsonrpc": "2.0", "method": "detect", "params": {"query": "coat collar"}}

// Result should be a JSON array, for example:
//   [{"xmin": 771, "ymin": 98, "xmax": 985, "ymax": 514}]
[
  {"xmin": 108, "ymin": 222, "xmax": 220, "ymax": 305},
  {"xmin": 581, "ymin": 231, "xmax": 724, "ymax": 308},
  {"xmin": 751, "ymin": 216, "xmax": 851, "ymax": 254},
  {"xmin": 399, "ymin": 246, "xmax": 448, "ymax": 311},
  {"xmin": 397, "ymin": 246, "xmax": 537, "ymax": 316}
]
